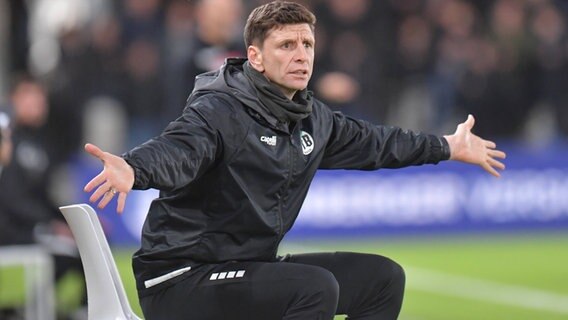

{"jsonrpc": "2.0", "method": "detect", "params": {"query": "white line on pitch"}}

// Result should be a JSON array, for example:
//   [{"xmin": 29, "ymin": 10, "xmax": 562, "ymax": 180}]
[
  {"xmin": 406, "ymin": 266, "xmax": 568, "ymax": 314},
  {"xmin": 280, "ymin": 243, "xmax": 568, "ymax": 314}
]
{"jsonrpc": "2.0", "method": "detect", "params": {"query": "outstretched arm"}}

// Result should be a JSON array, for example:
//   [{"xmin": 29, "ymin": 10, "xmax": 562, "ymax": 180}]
[
  {"xmin": 83, "ymin": 143, "xmax": 135, "ymax": 213},
  {"xmin": 444, "ymin": 115, "xmax": 506, "ymax": 177}
]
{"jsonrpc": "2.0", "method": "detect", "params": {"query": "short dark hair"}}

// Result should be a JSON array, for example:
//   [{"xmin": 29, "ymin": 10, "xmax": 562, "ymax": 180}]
[
  {"xmin": 9, "ymin": 72, "xmax": 41, "ymax": 95},
  {"xmin": 244, "ymin": 1, "xmax": 316, "ymax": 48}
]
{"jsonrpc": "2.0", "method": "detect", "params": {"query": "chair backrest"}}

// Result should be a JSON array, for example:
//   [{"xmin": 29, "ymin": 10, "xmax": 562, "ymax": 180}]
[{"xmin": 59, "ymin": 204, "xmax": 142, "ymax": 320}]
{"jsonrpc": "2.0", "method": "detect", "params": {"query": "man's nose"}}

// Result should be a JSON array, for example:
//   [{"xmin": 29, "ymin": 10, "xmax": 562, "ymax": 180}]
[{"xmin": 294, "ymin": 44, "xmax": 308, "ymax": 61}]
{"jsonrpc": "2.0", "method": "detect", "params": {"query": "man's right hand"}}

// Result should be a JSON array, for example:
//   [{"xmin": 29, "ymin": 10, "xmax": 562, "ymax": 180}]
[{"xmin": 83, "ymin": 143, "xmax": 135, "ymax": 213}]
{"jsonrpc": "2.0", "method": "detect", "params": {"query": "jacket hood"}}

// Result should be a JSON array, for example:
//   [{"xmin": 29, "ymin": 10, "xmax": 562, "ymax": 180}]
[{"xmin": 191, "ymin": 58, "xmax": 282, "ymax": 128}]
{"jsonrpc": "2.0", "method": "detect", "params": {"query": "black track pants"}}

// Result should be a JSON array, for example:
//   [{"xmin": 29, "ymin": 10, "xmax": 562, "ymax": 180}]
[{"xmin": 139, "ymin": 252, "xmax": 405, "ymax": 320}]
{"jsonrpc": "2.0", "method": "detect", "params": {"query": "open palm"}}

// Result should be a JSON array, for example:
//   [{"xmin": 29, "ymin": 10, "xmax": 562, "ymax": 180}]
[
  {"xmin": 444, "ymin": 115, "xmax": 506, "ymax": 177},
  {"xmin": 83, "ymin": 143, "xmax": 135, "ymax": 213}
]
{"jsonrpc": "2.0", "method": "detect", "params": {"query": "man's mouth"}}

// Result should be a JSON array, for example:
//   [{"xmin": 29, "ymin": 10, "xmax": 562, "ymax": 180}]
[{"xmin": 290, "ymin": 70, "xmax": 308, "ymax": 76}]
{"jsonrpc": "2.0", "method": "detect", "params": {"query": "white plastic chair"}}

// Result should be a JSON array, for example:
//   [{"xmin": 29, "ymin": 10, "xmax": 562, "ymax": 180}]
[{"xmin": 59, "ymin": 204, "xmax": 142, "ymax": 320}]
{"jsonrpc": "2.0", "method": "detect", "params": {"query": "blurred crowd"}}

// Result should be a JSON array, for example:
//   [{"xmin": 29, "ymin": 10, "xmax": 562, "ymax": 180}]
[
  {"xmin": 0, "ymin": 0, "xmax": 567, "ymax": 228},
  {"xmin": 310, "ymin": 0, "xmax": 568, "ymax": 142},
  {"xmin": 1, "ymin": 0, "xmax": 568, "ymax": 157}
]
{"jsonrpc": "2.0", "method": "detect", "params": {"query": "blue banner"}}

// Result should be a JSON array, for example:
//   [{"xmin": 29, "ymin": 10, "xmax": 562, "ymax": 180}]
[{"xmin": 72, "ymin": 142, "xmax": 568, "ymax": 245}]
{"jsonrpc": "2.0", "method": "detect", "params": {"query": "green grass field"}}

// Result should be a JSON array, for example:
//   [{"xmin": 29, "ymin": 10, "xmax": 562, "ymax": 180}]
[{"xmin": 2, "ymin": 230, "xmax": 568, "ymax": 319}]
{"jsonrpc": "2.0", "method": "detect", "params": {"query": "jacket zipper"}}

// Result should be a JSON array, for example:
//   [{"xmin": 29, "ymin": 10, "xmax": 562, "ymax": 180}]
[{"xmin": 273, "ymin": 131, "xmax": 295, "ymax": 257}]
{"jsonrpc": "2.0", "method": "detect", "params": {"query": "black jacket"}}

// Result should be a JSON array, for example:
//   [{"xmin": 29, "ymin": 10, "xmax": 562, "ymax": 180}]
[
  {"xmin": 124, "ymin": 58, "xmax": 450, "ymax": 293},
  {"xmin": 0, "ymin": 125, "xmax": 61, "ymax": 245}
]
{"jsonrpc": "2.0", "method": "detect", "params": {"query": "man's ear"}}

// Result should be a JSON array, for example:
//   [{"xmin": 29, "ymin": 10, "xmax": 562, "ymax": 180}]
[{"xmin": 247, "ymin": 45, "xmax": 265, "ymax": 73}]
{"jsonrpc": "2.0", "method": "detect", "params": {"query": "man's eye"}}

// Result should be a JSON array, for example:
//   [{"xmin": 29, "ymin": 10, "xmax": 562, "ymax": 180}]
[
  {"xmin": 282, "ymin": 43, "xmax": 291, "ymax": 49},
  {"xmin": 304, "ymin": 42, "xmax": 313, "ymax": 48}
]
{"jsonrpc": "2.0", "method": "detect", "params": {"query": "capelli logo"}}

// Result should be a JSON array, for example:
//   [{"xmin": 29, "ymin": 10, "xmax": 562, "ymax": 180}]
[{"xmin": 260, "ymin": 135, "xmax": 277, "ymax": 146}]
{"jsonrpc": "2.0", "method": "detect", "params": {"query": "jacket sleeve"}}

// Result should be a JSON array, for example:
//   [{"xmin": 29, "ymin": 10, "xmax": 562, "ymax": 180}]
[
  {"xmin": 123, "ymin": 95, "xmax": 225, "ymax": 191},
  {"xmin": 320, "ymin": 110, "xmax": 451, "ymax": 170}
]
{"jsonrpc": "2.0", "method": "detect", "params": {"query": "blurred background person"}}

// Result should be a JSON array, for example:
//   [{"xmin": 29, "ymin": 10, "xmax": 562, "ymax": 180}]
[
  {"xmin": 528, "ymin": 0, "xmax": 568, "ymax": 142},
  {"xmin": 183, "ymin": 0, "xmax": 246, "ymax": 92},
  {"xmin": 424, "ymin": 0, "xmax": 479, "ymax": 134},
  {"xmin": 121, "ymin": 37, "xmax": 164, "ymax": 146},
  {"xmin": 312, "ymin": 0, "xmax": 391, "ymax": 124},
  {"xmin": 116, "ymin": 0, "xmax": 165, "ymax": 146},
  {"xmin": 455, "ymin": 0, "xmax": 537, "ymax": 139},
  {"xmin": 0, "ymin": 74, "xmax": 87, "ymax": 320},
  {"xmin": 389, "ymin": 10, "xmax": 438, "ymax": 132}
]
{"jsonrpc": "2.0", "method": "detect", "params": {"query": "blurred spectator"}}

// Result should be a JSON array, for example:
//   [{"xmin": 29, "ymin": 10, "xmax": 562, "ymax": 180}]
[
  {"xmin": 78, "ymin": 13, "xmax": 130, "ymax": 152},
  {"xmin": 162, "ymin": 0, "xmax": 196, "ymax": 123},
  {"xmin": 84, "ymin": 14, "xmax": 126, "ymax": 100},
  {"xmin": 0, "ymin": 74, "xmax": 86, "ymax": 319},
  {"xmin": 456, "ymin": 0, "xmax": 537, "ymax": 139},
  {"xmin": 315, "ymin": 71, "xmax": 364, "ymax": 119},
  {"xmin": 313, "ymin": 0, "xmax": 392, "ymax": 123},
  {"xmin": 184, "ymin": 0, "xmax": 246, "ymax": 87},
  {"xmin": 530, "ymin": 1, "xmax": 568, "ymax": 138},
  {"xmin": 426, "ymin": 0, "xmax": 479, "ymax": 133},
  {"xmin": 389, "ymin": 13, "xmax": 437, "ymax": 132},
  {"xmin": 119, "ymin": 0, "xmax": 164, "ymax": 44},
  {"xmin": 47, "ymin": 25, "xmax": 92, "ymax": 163},
  {"xmin": 122, "ymin": 37, "xmax": 164, "ymax": 146}
]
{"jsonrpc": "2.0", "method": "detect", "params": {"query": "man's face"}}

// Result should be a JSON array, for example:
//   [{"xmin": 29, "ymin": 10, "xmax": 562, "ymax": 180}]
[
  {"xmin": 12, "ymin": 82, "xmax": 48, "ymax": 127},
  {"xmin": 249, "ymin": 23, "xmax": 315, "ymax": 99}
]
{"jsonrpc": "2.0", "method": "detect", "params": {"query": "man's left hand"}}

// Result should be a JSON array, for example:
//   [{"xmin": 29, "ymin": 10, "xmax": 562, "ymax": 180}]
[{"xmin": 444, "ymin": 114, "xmax": 506, "ymax": 177}]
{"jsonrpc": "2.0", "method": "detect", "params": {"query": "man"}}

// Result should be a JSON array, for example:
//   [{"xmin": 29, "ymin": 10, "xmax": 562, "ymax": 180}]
[{"xmin": 84, "ymin": 2, "xmax": 506, "ymax": 319}]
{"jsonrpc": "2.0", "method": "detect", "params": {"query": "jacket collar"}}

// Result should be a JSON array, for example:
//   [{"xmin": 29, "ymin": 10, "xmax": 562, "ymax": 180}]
[{"xmin": 190, "ymin": 58, "xmax": 291, "ymax": 133}]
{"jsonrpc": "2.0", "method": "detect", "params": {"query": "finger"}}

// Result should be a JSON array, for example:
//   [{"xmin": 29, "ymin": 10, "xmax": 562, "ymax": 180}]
[
  {"xmin": 97, "ymin": 189, "xmax": 115, "ymax": 209},
  {"xmin": 117, "ymin": 192, "xmax": 127, "ymax": 214},
  {"xmin": 85, "ymin": 143, "xmax": 106, "ymax": 161},
  {"xmin": 90, "ymin": 181, "xmax": 112, "ymax": 203},
  {"xmin": 484, "ymin": 140, "xmax": 496, "ymax": 149},
  {"xmin": 465, "ymin": 114, "xmax": 475, "ymax": 130},
  {"xmin": 482, "ymin": 162, "xmax": 500, "ymax": 178},
  {"xmin": 488, "ymin": 157, "xmax": 506, "ymax": 171},
  {"xmin": 84, "ymin": 171, "xmax": 106, "ymax": 192},
  {"xmin": 488, "ymin": 149, "xmax": 506, "ymax": 159}
]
